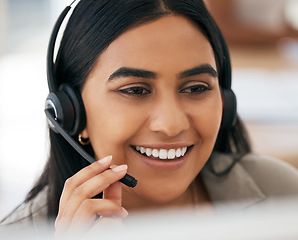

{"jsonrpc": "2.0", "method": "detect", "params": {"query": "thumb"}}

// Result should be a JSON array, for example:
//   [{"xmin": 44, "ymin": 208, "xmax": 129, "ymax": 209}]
[{"xmin": 103, "ymin": 181, "xmax": 123, "ymax": 206}]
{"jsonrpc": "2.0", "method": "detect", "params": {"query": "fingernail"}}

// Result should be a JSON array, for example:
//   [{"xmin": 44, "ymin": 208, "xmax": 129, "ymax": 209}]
[
  {"xmin": 111, "ymin": 164, "xmax": 128, "ymax": 173},
  {"xmin": 98, "ymin": 155, "xmax": 112, "ymax": 164}
]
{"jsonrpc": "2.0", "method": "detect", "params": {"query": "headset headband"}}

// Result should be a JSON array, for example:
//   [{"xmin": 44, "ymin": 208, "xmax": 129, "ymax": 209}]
[
  {"xmin": 45, "ymin": 0, "xmax": 236, "ymax": 130},
  {"xmin": 47, "ymin": 1, "xmax": 231, "ymax": 92},
  {"xmin": 47, "ymin": 1, "xmax": 77, "ymax": 92}
]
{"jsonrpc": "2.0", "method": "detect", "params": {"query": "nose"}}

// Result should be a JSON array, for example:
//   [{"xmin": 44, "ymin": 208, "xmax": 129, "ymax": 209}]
[{"xmin": 148, "ymin": 95, "xmax": 190, "ymax": 137}]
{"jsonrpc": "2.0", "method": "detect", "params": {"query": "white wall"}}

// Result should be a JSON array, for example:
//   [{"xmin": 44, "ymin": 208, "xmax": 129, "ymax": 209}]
[{"xmin": 0, "ymin": 0, "xmax": 61, "ymax": 220}]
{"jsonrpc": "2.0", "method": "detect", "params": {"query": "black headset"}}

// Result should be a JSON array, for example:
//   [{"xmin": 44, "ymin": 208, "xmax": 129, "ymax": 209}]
[
  {"xmin": 217, "ymin": 29, "xmax": 237, "ymax": 129},
  {"xmin": 45, "ymin": 1, "xmax": 86, "ymax": 137},
  {"xmin": 44, "ymin": 1, "xmax": 138, "ymax": 188},
  {"xmin": 45, "ymin": 0, "xmax": 237, "ymax": 141}
]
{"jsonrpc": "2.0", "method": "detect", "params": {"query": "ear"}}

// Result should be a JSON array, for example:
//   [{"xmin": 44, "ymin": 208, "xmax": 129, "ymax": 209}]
[{"xmin": 80, "ymin": 128, "xmax": 89, "ymax": 139}]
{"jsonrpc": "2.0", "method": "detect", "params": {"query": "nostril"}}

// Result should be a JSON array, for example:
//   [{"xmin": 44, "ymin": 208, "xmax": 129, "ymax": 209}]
[{"xmin": 148, "ymin": 101, "xmax": 190, "ymax": 136}]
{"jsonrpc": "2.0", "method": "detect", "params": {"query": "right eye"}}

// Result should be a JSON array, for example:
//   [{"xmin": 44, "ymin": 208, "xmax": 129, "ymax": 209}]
[{"xmin": 118, "ymin": 86, "xmax": 151, "ymax": 97}]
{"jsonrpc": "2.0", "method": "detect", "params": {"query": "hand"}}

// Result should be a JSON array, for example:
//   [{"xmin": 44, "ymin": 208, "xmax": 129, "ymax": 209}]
[{"xmin": 55, "ymin": 155, "xmax": 129, "ymax": 236}]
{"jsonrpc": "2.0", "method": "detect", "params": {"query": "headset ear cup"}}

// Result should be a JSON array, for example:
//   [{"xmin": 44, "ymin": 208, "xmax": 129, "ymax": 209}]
[
  {"xmin": 45, "ymin": 91, "xmax": 74, "ymax": 131},
  {"xmin": 221, "ymin": 89, "xmax": 237, "ymax": 129},
  {"xmin": 59, "ymin": 84, "xmax": 86, "ymax": 136}
]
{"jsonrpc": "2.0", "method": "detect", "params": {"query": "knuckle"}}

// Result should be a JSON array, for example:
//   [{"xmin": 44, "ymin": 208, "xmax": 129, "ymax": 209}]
[
  {"xmin": 84, "ymin": 165, "xmax": 98, "ymax": 177},
  {"xmin": 64, "ymin": 178, "xmax": 74, "ymax": 189},
  {"xmin": 101, "ymin": 199, "xmax": 118, "ymax": 208},
  {"xmin": 101, "ymin": 199, "xmax": 123, "ymax": 212},
  {"xmin": 72, "ymin": 186, "xmax": 86, "ymax": 199},
  {"xmin": 89, "ymin": 163, "xmax": 101, "ymax": 173},
  {"xmin": 80, "ymin": 199, "xmax": 95, "ymax": 212},
  {"xmin": 100, "ymin": 171, "xmax": 113, "ymax": 183}
]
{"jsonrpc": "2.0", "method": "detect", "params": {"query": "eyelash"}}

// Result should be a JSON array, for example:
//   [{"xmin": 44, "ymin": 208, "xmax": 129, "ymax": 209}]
[
  {"xmin": 179, "ymin": 84, "xmax": 211, "ymax": 95},
  {"xmin": 118, "ymin": 86, "xmax": 151, "ymax": 97},
  {"xmin": 118, "ymin": 84, "xmax": 211, "ymax": 97}
]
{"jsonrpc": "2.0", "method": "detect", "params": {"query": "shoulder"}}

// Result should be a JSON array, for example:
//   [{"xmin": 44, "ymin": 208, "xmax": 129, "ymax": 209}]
[
  {"xmin": 238, "ymin": 153, "xmax": 298, "ymax": 197},
  {"xmin": 203, "ymin": 152, "xmax": 298, "ymax": 209},
  {"xmin": 0, "ymin": 187, "xmax": 49, "ymax": 235}
]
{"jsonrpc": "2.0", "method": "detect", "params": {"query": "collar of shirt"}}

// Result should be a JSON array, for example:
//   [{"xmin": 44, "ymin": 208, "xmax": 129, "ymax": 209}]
[{"xmin": 201, "ymin": 152, "xmax": 266, "ymax": 212}]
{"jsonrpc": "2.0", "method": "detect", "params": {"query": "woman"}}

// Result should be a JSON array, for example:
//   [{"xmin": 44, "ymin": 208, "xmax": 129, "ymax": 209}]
[{"xmin": 1, "ymin": 0, "xmax": 298, "ymax": 236}]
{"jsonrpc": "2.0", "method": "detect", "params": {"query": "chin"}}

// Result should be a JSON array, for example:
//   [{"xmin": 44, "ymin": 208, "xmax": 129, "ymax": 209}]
[{"xmin": 136, "ymin": 179, "xmax": 192, "ymax": 206}]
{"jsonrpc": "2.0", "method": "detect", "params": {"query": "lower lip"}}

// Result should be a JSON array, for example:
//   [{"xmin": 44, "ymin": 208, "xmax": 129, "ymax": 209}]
[{"xmin": 133, "ymin": 149, "xmax": 190, "ymax": 171}]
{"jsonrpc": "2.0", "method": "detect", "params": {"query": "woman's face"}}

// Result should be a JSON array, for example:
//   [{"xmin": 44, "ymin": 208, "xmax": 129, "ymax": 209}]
[{"xmin": 81, "ymin": 15, "xmax": 222, "ymax": 205}]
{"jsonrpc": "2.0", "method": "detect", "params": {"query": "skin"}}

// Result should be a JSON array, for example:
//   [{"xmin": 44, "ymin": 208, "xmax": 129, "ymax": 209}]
[{"xmin": 55, "ymin": 15, "xmax": 222, "ymax": 234}]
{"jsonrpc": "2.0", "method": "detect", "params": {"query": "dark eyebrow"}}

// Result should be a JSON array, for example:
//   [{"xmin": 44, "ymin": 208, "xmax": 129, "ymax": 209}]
[
  {"xmin": 108, "ymin": 67, "xmax": 157, "ymax": 82},
  {"xmin": 179, "ymin": 64, "xmax": 218, "ymax": 79}
]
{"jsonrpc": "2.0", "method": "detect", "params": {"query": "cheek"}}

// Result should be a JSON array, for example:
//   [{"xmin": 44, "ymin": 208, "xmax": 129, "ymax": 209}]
[
  {"xmin": 188, "ymin": 93, "xmax": 223, "ymax": 140},
  {"xmin": 185, "ymin": 93, "xmax": 222, "ymax": 177},
  {"xmin": 200, "ymin": 101, "xmax": 222, "ymax": 138},
  {"xmin": 83, "ymin": 94, "xmax": 147, "ymax": 162}
]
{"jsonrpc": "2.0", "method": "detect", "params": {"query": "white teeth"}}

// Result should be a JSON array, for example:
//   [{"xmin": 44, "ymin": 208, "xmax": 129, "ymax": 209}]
[
  {"xmin": 152, "ymin": 149, "xmax": 159, "ymax": 158},
  {"xmin": 135, "ymin": 146, "xmax": 189, "ymax": 160},
  {"xmin": 168, "ymin": 149, "xmax": 176, "ymax": 159},
  {"xmin": 159, "ymin": 149, "xmax": 167, "ymax": 159},
  {"xmin": 145, "ymin": 148, "xmax": 152, "ymax": 157},
  {"xmin": 140, "ymin": 147, "xmax": 146, "ymax": 154},
  {"xmin": 181, "ymin": 147, "xmax": 187, "ymax": 156},
  {"xmin": 176, "ymin": 148, "xmax": 182, "ymax": 158}
]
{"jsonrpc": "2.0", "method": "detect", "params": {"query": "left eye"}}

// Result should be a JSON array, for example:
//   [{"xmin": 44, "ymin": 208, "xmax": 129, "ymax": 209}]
[
  {"xmin": 180, "ymin": 85, "xmax": 211, "ymax": 94},
  {"xmin": 118, "ymin": 86, "xmax": 151, "ymax": 96}
]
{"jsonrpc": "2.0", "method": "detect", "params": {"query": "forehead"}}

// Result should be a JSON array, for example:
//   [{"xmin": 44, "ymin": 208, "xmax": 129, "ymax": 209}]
[{"xmin": 97, "ymin": 15, "xmax": 216, "ymax": 73}]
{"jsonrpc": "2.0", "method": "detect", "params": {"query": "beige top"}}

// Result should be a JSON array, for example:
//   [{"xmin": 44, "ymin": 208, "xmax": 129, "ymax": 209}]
[{"xmin": 1, "ymin": 153, "xmax": 298, "ymax": 236}]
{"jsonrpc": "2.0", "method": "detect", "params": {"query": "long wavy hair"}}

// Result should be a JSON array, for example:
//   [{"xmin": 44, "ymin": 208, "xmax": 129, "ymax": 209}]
[{"xmin": 25, "ymin": 0, "xmax": 251, "ymax": 220}]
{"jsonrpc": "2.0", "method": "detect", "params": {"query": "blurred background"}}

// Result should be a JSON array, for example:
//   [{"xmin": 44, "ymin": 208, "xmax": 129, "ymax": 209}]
[{"xmin": 0, "ymin": 0, "xmax": 298, "ymax": 220}]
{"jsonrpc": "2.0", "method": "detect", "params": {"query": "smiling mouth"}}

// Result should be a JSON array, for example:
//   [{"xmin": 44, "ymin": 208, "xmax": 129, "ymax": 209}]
[{"xmin": 131, "ymin": 145, "xmax": 193, "ymax": 160}]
